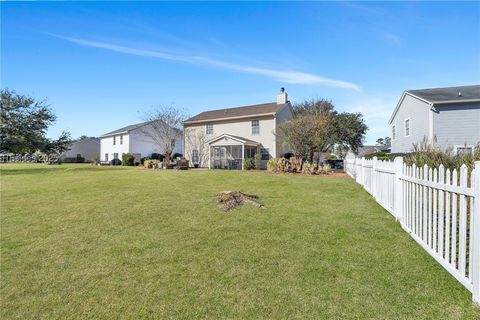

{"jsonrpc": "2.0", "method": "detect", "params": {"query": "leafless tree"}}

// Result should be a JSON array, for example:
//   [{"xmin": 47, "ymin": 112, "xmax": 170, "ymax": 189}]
[
  {"xmin": 140, "ymin": 105, "xmax": 188, "ymax": 163},
  {"xmin": 184, "ymin": 126, "xmax": 209, "ymax": 167}
]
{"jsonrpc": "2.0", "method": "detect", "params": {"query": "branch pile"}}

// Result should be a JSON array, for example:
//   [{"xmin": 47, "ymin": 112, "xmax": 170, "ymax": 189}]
[{"xmin": 215, "ymin": 191, "xmax": 266, "ymax": 212}]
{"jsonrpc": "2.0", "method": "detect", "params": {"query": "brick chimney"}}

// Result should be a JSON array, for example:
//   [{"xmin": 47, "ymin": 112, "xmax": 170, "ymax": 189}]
[{"xmin": 276, "ymin": 87, "xmax": 288, "ymax": 104}]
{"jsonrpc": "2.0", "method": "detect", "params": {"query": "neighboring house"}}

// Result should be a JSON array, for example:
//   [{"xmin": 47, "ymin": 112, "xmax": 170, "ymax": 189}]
[
  {"xmin": 389, "ymin": 85, "xmax": 480, "ymax": 154},
  {"xmin": 345, "ymin": 145, "xmax": 391, "ymax": 159},
  {"xmin": 183, "ymin": 88, "xmax": 294, "ymax": 169},
  {"xmin": 100, "ymin": 120, "xmax": 183, "ymax": 163},
  {"xmin": 61, "ymin": 137, "xmax": 100, "ymax": 162}
]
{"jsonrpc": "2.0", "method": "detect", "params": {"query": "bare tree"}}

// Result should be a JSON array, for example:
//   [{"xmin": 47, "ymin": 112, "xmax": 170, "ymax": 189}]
[
  {"xmin": 140, "ymin": 105, "xmax": 188, "ymax": 163},
  {"xmin": 184, "ymin": 126, "xmax": 209, "ymax": 167}
]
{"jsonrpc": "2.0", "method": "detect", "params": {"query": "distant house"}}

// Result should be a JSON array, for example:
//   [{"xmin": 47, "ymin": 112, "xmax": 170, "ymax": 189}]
[
  {"xmin": 389, "ymin": 85, "xmax": 480, "ymax": 154},
  {"xmin": 62, "ymin": 137, "xmax": 100, "ymax": 162},
  {"xmin": 100, "ymin": 121, "xmax": 183, "ymax": 163},
  {"xmin": 183, "ymin": 88, "xmax": 294, "ymax": 169}
]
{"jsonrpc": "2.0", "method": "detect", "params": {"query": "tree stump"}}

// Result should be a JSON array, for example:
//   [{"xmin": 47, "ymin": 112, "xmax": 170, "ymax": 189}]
[{"xmin": 215, "ymin": 191, "xmax": 266, "ymax": 212}]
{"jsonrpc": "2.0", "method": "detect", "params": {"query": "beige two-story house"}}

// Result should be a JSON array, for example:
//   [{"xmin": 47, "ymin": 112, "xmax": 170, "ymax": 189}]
[{"xmin": 183, "ymin": 88, "xmax": 294, "ymax": 169}]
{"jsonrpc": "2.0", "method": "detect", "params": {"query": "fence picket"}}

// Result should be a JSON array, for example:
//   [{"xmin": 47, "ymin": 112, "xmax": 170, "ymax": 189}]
[
  {"xmin": 445, "ymin": 169, "xmax": 451, "ymax": 263},
  {"xmin": 459, "ymin": 165, "xmax": 468, "ymax": 276},
  {"xmin": 452, "ymin": 169, "xmax": 458, "ymax": 269},
  {"xmin": 439, "ymin": 165, "xmax": 445, "ymax": 258},
  {"xmin": 433, "ymin": 168, "xmax": 438, "ymax": 251}
]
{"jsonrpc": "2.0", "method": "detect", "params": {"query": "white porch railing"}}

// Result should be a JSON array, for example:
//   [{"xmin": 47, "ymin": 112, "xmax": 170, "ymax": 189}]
[{"xmin": 345, "ymin": 156, "xmax": 480, "ymax": 305}]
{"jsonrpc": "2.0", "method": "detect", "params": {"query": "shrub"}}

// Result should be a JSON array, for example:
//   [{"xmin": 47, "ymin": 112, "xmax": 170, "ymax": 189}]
[
  {"xmin": 318, "ymin": 163, "xmax": 332, "ymax": 175},
  {"xmin": 144, "ymin": 159, "xmax": 160, "ymax": 169},
  {"xmin": 302, "ymin": 162, "xmax": 315, "ymax": 175},
  {"xmin": 91, "ymin": 155, "xmax": 99, "ymax": 163},
  {"xmin": 110, "ymin": 158, "xmax": 122, "ymax": 166},
  {"xmin": 243, "ymin": 158, "xmax": 255, "ymax": 170},
  {"xmin": 254, "ymin": 153, "xmax": 262, "ymax": 169},
  {"xmin": 151, "ymin": 153, "xmax": 165, "ymax": 161},
  {"xmin": 122, "ymin": 153, "xmax": 135, "ymax": 166},
  {"xmin": 267, "ymin": 158, "xmax": 278, "ymax": 172}
]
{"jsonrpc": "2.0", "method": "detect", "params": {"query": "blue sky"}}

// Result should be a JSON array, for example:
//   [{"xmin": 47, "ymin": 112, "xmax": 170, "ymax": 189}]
[{"xmin": 2, "ymin": 1, "xmax": 479, "ymax": 144}]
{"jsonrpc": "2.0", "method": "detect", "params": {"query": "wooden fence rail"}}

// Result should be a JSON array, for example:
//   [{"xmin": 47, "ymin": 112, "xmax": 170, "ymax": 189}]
[{"xmin": 345, "ymin": 156, "xmax": 480, "ymax": 305}]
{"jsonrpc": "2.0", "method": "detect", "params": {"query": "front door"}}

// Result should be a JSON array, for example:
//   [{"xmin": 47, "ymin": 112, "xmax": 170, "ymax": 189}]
[{"xmin": 212, "ymin": 147, "xmax": 227, "ymax": 169}]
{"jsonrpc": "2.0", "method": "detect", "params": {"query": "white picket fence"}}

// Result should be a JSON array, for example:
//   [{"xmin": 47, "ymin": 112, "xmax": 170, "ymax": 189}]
[{"xmin": 345, "ymin": 156, "xmax": 480, "ymax": 305}]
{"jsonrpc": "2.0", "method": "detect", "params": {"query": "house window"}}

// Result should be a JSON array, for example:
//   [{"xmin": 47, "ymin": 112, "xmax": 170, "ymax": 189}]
[
  {"xmin": 260, "ymin": 148, "xmax": 270, "ymax": 160},
  {"xmin": 392, "ymin": 125, "xmax": 396, "ymax": 141},
  {"xmin": 206, "ymin": 124, "xmax": 213, "ymax": 135},
  {"xmin": 404, "ymin": 119, "xmax": 410, "ymax": 137},
  {"xmin": 120, "ymin": 135, "xmax": 123, "ymax": 145},
  {"xmin": 455, "ymin": 146, "xmax": 473, "ymax": 156},
  {"xmin": 105, "ymin": 153, "xmax": 109, "ymax": 161},
  {"xmin": 76, "ymin": 154, "xmax": 82, "ymax": 159},
  {"xmin": 252, "ymin": 120, "xmax": 259, "ymax": 134},
  {"xmin": 114, "ymin": 153, "xmax": 118, "ymax": 160},
  {"xmin": 113, "ymin": 136, "xmax": 116, "ymax": 145},
  {"xmin": 192, "ymin": 150, "xmax": 199, "ymax": 163}
]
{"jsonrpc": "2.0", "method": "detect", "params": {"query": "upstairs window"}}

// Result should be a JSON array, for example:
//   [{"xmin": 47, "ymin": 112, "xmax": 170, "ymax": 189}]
[
  {"xmin": 392, "ymin": 125, "xmax": 396, "ymax": 141},
  {"xmin": 113, "ymin": 136, "xmax": 116, "ymax": 145},
  {"xmin": 206, "ymin": 124, "xmax": 213, "ymax": 135},
  {"xmin": 252, "ymin": 120, "xmax": 260, "ymax": 135},
  {"xmin": 404, "ymin": 119, "xmax": 410, "ymax": 137},
  {"xmin": 120, "ymin": 135, "xmax": 123, "ymax": 145}
]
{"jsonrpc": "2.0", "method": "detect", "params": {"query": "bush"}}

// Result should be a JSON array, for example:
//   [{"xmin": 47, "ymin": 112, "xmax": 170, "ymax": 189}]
[
  {"xmin": 144, "ymin": 159, "xmax": 160, "ymax": 169},
  {"xmin": 254, "ymin": 153, "xmax": 262, "ymax": 169},
  {"xmin": 267, "ymin": 158, "xmax": 278, "ymax": 172},
  {"xmin": 267, "ymin": 158, "xmax": 288, "ymax": 173},
  {"xmin": 91, "ymin": 155, "xmax": 99, "ymax": 163},
  {"xmin": 122, "ymin": 153, "xmax": 135, "ymax": 166},
  {"xmin": 172, "ymin": 153, "xmax": 183, "ymax": 160},
  {"xmin": 150, "ymin": 153, "xmax": 164, "ymax": 161},
  {"xmin": 243, "ymin": 158, "xmax": 255, "ymax": 170},
  {"xmin": 302, "ymin": 162, "xmax": 315, "ymax": 175},
  {"xmin": 110, "ymin": 158, "xmax": 122, "ymax": 166}
]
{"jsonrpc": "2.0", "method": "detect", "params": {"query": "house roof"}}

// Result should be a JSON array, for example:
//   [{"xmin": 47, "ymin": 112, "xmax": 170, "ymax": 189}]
[
  {"xmin": 184, "ymin": 102, "xmax": 288, "ymax": 124},
  {"xmin": 101, "ymin": 120, "xmax": 152, "ymax": 137},
  {"xmin": 406, "ymin": 85, "xmax": 480, "ymax": 104},
  {"xmin": 389, "ymin": 85, "xmax": 480, "ymax": 124},
  {"xmin": 356, "ymin": 145, "xmax": 391, "ymax": 157}
]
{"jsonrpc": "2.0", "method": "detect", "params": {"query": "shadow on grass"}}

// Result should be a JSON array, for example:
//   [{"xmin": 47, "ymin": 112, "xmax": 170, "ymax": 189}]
[{"xmin": 0, "ymin": 165, "xmax": 123, "ymax": 176}]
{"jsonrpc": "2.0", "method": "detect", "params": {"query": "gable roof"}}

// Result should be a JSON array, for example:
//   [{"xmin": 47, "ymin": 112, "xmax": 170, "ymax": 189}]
[
  {"xmin": 206, "ymin": 133, "xmax": 261, "ymax": 146},
  {"xmin": 407, "ymin": 85, "xmax": 480, "ymax": 104},
  {"xmin": 389, "ymin": 85, "xmax": 480, "ymax": 124},
  {"xmin": 184, "ymin": 102, "xmax": 288, "ymax": 124}
]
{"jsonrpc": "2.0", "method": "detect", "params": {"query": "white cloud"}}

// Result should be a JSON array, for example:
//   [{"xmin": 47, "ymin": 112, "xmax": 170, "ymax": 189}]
[{"xmin": 49, "ymin": 34, "xmax": 361, "ymax": 91}]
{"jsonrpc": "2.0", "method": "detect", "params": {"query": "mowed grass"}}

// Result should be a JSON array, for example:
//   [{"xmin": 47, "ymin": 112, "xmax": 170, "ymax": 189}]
[{"xmin": 1, "ymin": 164, "xmax": 479, "ymax": 319}]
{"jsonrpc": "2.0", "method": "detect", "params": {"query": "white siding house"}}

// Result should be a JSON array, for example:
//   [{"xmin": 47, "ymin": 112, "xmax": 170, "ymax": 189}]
[
  {"xmin": 183, "ymin": 88, "xmax": 294, "ymax": 169},
  {"xmin": 62, "ymin": 137, "xmax": 100, "ymax": 162},
  {"xmin": 100, "ymin": 121, "xmax": 183, "ymax": 163},
  {"xmin": 389, "ymin": 85, "xmax": 480, "ymax": 153}
]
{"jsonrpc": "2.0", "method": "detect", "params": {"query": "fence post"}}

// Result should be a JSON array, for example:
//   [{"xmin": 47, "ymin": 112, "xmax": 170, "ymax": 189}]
[
  {"xmin": 394, "ymin": 157, "xmax": 404, "ymax": 223},
  {"xmin": 472, "ymin": 161, "xmax": 480, "ymax": 305},
  {"xmin": 372, "ymin": 157, "xmax": 378, "ymax": 198}
]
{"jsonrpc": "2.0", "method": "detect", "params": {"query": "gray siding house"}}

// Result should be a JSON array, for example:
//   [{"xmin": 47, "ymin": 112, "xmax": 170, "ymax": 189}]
[{"xmin": 388, "ymin": 85, "xmax": 480, "ymax": 154}]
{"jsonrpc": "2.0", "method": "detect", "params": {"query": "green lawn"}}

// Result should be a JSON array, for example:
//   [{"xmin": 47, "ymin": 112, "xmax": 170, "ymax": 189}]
[{"xmin": 1, "ymin": 164, "xmax": 479, "ymax": 319}]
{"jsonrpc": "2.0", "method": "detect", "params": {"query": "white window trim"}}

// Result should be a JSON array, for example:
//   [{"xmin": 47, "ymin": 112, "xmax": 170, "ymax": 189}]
[
  {"xmin": 454, "ymin": 145, "xmax": 474, "ymax": 155},
  {"xmin": 404, "ymin": 118, "xmax": 411, "ymax": 137},
  {"xmin": 206, "ymin": 124, "xmax": 213, "ymax": 135},
  {"xmin": 251, "ymin": 120, "xmax": 260, "ymax": 135},
  {"xmin": 391, "ymin": 124, "xmax": 396, "ymax": 141}
]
